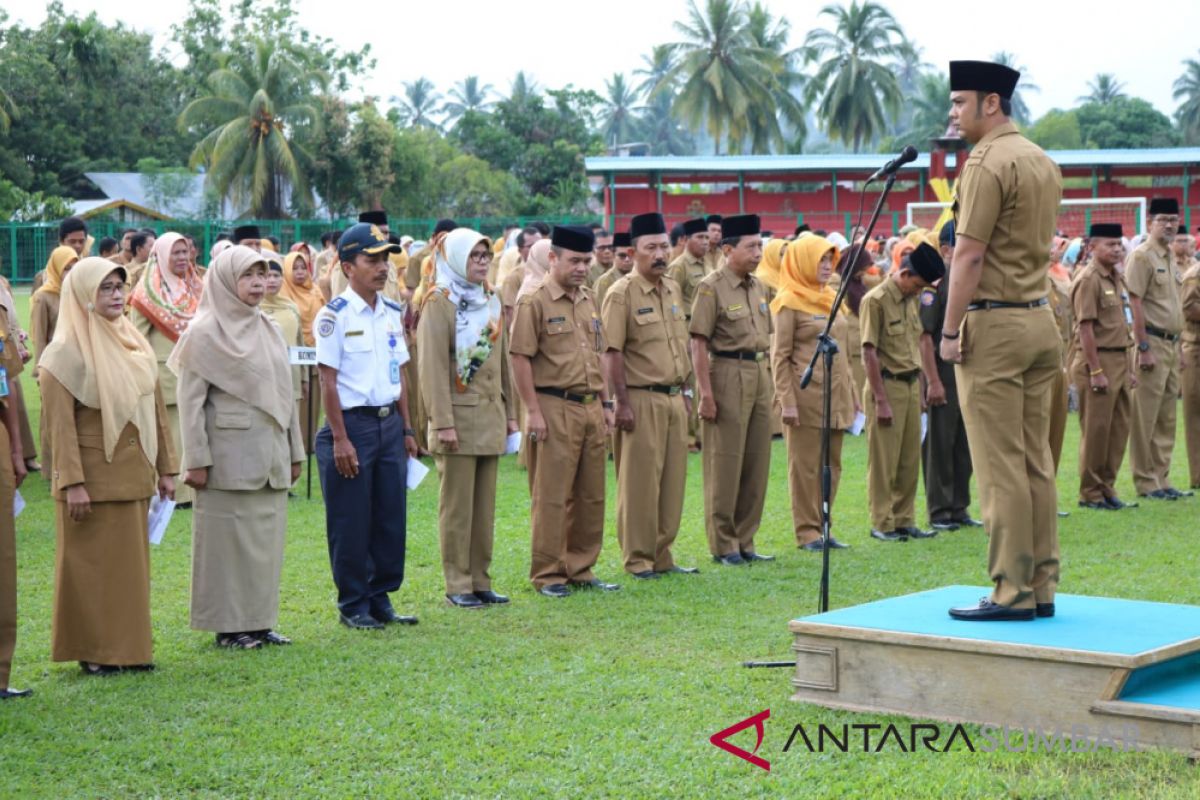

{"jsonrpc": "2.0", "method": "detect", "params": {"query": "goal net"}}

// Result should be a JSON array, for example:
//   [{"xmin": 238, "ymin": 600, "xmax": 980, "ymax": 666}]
[{"xmin": 906, "ymin": 197, "xmax": 1147, "ymax": 239}]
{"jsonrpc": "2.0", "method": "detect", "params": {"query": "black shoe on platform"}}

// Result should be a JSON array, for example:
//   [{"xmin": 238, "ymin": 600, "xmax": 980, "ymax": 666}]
[
  {"xmin": 952, "ymin": 516, "xmax": 984, "ymax": 528},
  {"xmin": 474, "ymin": 590, "xmax": 509, "ymax": 605},
  {"xmin": 930, "ymin": 520, "xmax": 959, "ymax": 531},
  {"xmin": 1106, "ymin": 496, "xmax": 1136, "ymax": 509},
  {"xmin": 948, "ymin": 598, "xmax": 1034, "ymax": 621},
  {"xmin": 446, "ymin": 593, "xmax": 484, "ymax": 609},
  {"xmin": 1165, "ymin": 487, "xmax": 1193, "ymax": 499},
  {"xmin": 1036, "ymin": 603, "xmax": 1055, "ymax": 618},
  {"xmin": 1078, "ymin": 500, "xmax": 1110, "ymax": 510},
  {"xmin": 372, "ymin": 607, "xmax": 419, "ymax": 625},
  {"xmin": 1139, "ymin": 489, "xmax": 1175, "ymax": 501},
  {"xmin": 741, "ymin": 552, "xmax": 775, "ymax": 562}
]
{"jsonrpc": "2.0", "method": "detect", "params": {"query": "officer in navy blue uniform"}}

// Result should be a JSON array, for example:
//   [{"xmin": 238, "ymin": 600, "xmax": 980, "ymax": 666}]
[{"xmin": 316, "ymin": 223, "xmax": 419, "ymax": 630}]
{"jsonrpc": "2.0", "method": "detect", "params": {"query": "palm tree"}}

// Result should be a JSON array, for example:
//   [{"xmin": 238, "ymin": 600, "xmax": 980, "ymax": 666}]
[
  {"xmin": 442, "ymin": 76, "xmax": 494, "ymax": 125},
  {"xmin": 178, "ymin": 39, "xmax": 325, "ymax": 218},
  {"xmin": 0, "ymin": 87, "xmax": 16, "ymax": 134},
  {"xmin": 598, "ymin": 73, "xmax": 642, "ymax": 148},
  {"xmin": 1078, "ymin": 73, "xmax": 1125, "ymax": 105},
  {"xmin": 54, "ymin": 15, "xmax": 116, "ymax": 85},
  {"xmin": 392, "ymin": 77, "xmax": 442, "ymax": 129},
  {"xmin": 509, "ymin": 71, "xmax": 540, "ymax": 108},
  {"xmin": 905, "ymin": 73, "xmax": 951, "ymax": 145},
  {"xmin": 1176, "ymin": 55, "xmax": 1200, "ymax": 144},
  {"xmin": 991, "ymin": 51, "xmax": 1038, "ymax": 124},
  {"xmin": 639, "ymin": 92, "xmax": 695, "ymax": 155},
  {"xmin": 635, "ymin": 45, "xmax": 676, "ymax": 100},
  {"xmin": 744, "ymin": 2, "xmax": 807, "ymax": 151},
  {"xmin": 803, "ymin": 1, "xmax": 904, "ymax": 152}
]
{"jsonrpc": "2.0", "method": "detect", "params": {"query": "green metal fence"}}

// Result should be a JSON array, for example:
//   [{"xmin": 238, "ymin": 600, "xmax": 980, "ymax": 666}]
[{"xmin": 1, "ymin": 216, "xmax": 597, "ymax": 283}]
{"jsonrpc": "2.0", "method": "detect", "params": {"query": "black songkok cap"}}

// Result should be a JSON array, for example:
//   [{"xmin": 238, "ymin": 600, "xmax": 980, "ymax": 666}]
[
  {"xmin": 721, "ymin": 214, "xmax": 761, "ymax": 240},
  {"xmin": 705, "ymin": 214, "xmax": 723, "ymax": 225},
  {"xmin": 949, "ymin": 60, "xmax": 1021, "ymax": 100},
  {"xmin": 232, "ymin": 224, "xmax": 261, "ymax": 242},
  {"xmin": 612, "ymin": 232, "xmax": 632, "ymax": 248},
  {"xmin": 682, "ymin": 218, "xmax": 708, "ymax": 236},
  {"xmin": 1148, "ymin": 198, "xmax": 1180, "ymax": 217},
  {"xmin": 433, "ymin": 218, "xmax": 458, "ymax": 235},
  {"xmin": 550, "ymin": 225, "xmax": 595, "ymax": 253},
  {"xmin": 630, "ymin": 213, "xmax": 667, "ymax": 240},
  {"xmin": 358, "ymin": 210, "xmax": 388, "ymax": 226},
  {"xmin": 907, "ymin": 242, "xmax": 946, "ymax": 284},
  {"xmin": 1179, "ymin": 225, "xmax": 1191, "ymax": 237},
  {"xmin": 1089, "ymin": 223, "xmax": 1123, "ymax": 239}
]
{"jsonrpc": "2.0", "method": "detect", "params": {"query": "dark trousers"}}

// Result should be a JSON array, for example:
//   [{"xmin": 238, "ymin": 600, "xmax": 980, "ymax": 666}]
[
  {"xmin": 316, "ymin": 412, "xmax": 408, "ymax": 617},
  {"xmin": 923, "ymin": 360, "xmax": 973, "ymax": 522}
]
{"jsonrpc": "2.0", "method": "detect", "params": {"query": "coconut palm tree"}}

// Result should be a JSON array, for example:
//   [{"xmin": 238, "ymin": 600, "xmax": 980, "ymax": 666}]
[
  {"xmin": 178, "ymin": 39, "xmax": 325, "ymax": 218},
  {"xmin": 803, "ymin": 1, "xmax": 904, "ymax": 152},
  {"xmin": 0, "ymin": 86, "xmax": 15, "ymax": 134},
  {"xmin": 635, "ymin": 45, "xmax": 676, "ymax": 100},
  {"xmin": 991, "ymin": 51, "xmax": 1038, "ymax": 124},
  {"xmin": 744, "ymin": 2, "xmax": 807, "ymax": 151},
  {"xmin": 1078, "ymin": 73, "xmax": 1126, "ymax": 105},
  {"xmin": 1175, "ymin": 55, "xmax": 1200, "ymax": 144},
  {"xmin": 906, "ymin": 73, "xmax": 951, "ymax": 145},
  {"xmin": 509, "ymin": 71, "xmax": 540, "ymax": 108},
  {"xmin": 598, "ymin": 73, "xmax": 642, "ymax": 148},
  {"xmin": 392, "ymin": 77, "xmax": 442, "ymax": 129},
  {"xmin": 442, "ymin": 76, "xmax": 494, "ymax": 125}
]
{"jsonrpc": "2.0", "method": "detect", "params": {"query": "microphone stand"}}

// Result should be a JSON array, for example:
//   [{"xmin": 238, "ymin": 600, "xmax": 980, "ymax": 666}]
[{"xmin": 800, "ymin": 170, "xmax": 900, "ymax": 614}]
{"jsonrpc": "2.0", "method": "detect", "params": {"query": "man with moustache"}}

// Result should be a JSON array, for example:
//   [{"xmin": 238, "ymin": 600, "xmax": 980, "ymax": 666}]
[{"xmin": 587, "ymin": 229, "xmax": 615, "ymax": 288}]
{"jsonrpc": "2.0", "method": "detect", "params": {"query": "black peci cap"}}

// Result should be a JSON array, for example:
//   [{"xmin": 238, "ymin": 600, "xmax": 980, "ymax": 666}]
[
  {"xmin": 233, "ymin": 224, "xmax": 261, "ymax": 242},
  {"xmin": 949, "ymin": 60, "xmax": 1021, "ymax": 99},
  {"xmin": 906, "ymin": 242, "xmax": 946, "ymax": 284},
  {"xmin": 1148, "ymin": 198, "xmax": 1180, "ymax": 217},
  {"xmin": 1089, "ymin": 223, "xmax": 1123, "ymax": 239},
  {"xmin": 721, "ymin": 214, "xmax": 761, "ymax": 240},
  {"xmin": 358, "ymin": 210, "xmax": 388, "ymax": 226},
  {"xmin": 630, "ymin": 213, "xmax": 667, "ymax": 240},
  {"xmin": 682, "ymin": 218, "xmax": 707, "ymax": 236},
  {"xmin": 612, "ymin": 232, "xmax": 632, "ymax": 248},
  {"xmin": 705, "ymin": 214, "xmax": 723, "ymax": 225},
  {"xmin": 550, "ymin": 225, "xmax": 596, "ymax": 253}
]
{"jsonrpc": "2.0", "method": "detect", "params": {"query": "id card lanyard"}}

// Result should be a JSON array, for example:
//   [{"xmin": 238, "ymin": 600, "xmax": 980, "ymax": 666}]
[{"xmin": 388, "ymin": 331, "xmax": 401, "ymax": 385}]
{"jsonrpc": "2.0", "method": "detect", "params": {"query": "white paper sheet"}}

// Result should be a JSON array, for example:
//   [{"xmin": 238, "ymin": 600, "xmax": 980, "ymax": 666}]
[
  {"xmin": 847, "ymin": 411, "xmax": 866, "ymax": 436},
  {"xmin": 921, "ymin": 412, "xmax": 928, "ymax": 443},
  {"xmin": 148, "ymin": 495, "xmax": 176, "ymax": 545},
  {"xmin": 406, "ymin": 457, "xmax": 429, "ymax": 491},
  {"xmin": 13, "ymin": 490, "xmax": 24, "ymax": 518},
  {"xmin": 505, "ymin": 431, "xmax": 522, "ymax": 455}
]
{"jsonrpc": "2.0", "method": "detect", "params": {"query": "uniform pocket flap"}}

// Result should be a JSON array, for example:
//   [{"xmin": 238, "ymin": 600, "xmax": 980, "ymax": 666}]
[
  {"xmin": 215, "ymin": 412, "xmax": 253, "ymax": 429},
  {"xmin": 450, "ymin": 393, "xmax": 480, "ymax": 406},
  {"xmin": 76, "ymin": 434, "xmax": 105, "ymax": 449}
]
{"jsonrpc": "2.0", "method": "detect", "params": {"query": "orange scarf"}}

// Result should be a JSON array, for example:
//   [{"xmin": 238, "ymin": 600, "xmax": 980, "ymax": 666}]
[{"xmin": 770, "ymin": 236, "xmax": 839, "ymax": 316}]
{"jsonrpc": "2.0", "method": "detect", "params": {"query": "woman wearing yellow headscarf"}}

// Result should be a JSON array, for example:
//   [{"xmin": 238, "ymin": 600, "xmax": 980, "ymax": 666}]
[
  {"xmin": 756, "ymin": 238, "xmax": 786, "ymax": 296},
  {"xmin": 279, "ymin": 250, "xmax": 324, "ymax": 453},
  {"xmin": 31, "ymin": 246, "xmax": 79, "ymax": 365},
  {"xmin": 771, "ymin": 236, "xmax": 856, "ymax": 551}
]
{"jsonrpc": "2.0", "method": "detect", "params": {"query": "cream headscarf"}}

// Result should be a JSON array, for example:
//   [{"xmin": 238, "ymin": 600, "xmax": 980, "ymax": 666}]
[
  {"xmin": 38, "ymin": 258, "xmax": 159, "ymax": 464},
  {"xmin": 167, "ymin": 245, "xmax": 293, "ymax": 430},
  {"xmin": 516, "ymin": 239, "xmax": 552, "ymax": 301},
  {"xmin": 428, "ymin": 228, "xmax": 502, "ymax": 389}
]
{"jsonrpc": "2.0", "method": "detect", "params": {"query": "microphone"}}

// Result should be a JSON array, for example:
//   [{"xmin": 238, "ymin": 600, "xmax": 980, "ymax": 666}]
[{"xmin": 866, "ymin": 145, "xmax": 918, "ymax": 183}]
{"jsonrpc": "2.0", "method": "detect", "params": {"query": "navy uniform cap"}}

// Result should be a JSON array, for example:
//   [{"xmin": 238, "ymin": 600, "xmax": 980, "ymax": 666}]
[{"xmin": 339, "ymin": 222, "xmax": 402, "ymax": 261}]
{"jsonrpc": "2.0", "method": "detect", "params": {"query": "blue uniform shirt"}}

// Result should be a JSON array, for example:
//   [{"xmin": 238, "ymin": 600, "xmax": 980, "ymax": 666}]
[{"xmin": 315, "ymin": 288, "xmax": 409, "ymax": 408}]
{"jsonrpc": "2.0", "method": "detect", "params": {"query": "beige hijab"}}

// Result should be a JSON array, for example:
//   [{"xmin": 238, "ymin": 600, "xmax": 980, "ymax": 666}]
[
  {"xmin": 38, "ymin": 257, "xmax": 159, "ymax": 464},
  {"xmin": 167, "ymin": 245, "xmax": 293, "ymax": 430},
  {"xmin": 516, "ymin": 239, "xmax": 552, "ymax": 301}
]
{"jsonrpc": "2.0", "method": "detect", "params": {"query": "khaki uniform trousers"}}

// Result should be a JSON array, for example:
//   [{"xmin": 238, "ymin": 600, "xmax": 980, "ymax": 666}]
[
  {"xmin": 1048, "ymin": 362, "xmax": 1069, "ymax": 474},
  {"xmin": 614, "ymin": 389, "xmax": 687, "ymax": 574},
  {"xmin": 956, "ymin": 306, "xmax": 1060, "ymax": 609},
  {"xmin": 1129, "ymin": 336, "xmax": 1180, "ymax": 494},
  {"xmin": 865, "ymin": 377, "xmax": 920, "ymax": 532},
  {"xmin": 12, "ymin": 379, "xmax": 36, "ymax": 460},
  {"xmin": 433, "ymin": 454, "xmax": 497, "ymax": 595},
  {"xmin": 701, "ymin": 359, "xmax": 772, "ymax": 556},
  {"xmin": 0, "ymin": 425, "xmax": 16, "ymax": 688},
  {"xmin": 922, "ymin": 360, "xmax": 973, "ymax": 523},
  {"xmin": 404, "ymin": 346, "xmax": 429, "ymax": 454},
  {"xmin": 784, "ymin": 425, "xmax": 844, "ymax": 545},
  {"xmin": 1072, "ymin": 351, "xmax": 1131, "ymax": 503},
  {"xmin": 1183, "ymin": 341, "xmax": 1200, "ymax": 489},
  {"xmin": 527, "ymin": 394, "xmax": 606, "ymax": 588},
  {"xmin": 300, "ymin": 368, "xmax": 323, "ymax": 455}
]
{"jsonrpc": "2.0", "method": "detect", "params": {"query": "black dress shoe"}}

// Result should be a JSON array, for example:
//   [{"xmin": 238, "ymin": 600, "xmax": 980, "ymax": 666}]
[
  {"xmin": 1106, "ymin": 496, "xmax": 1137, "ymax": 509},
  {"xmin": 1165, "ymin": 487, "xmax": 1193, "ymax": 498},
  {"xmin": 713, "ymin": 553, "xmax": 745, "ymax": 566},
  {"xmin": 930, "ymin": 520, "xmax": 959, "ymax": 531},
  {"xmin": 741, "ymin": 552, "xmax": 775, "ymax": 562},
  {"xmin": 538, "ymin": 583, "xmax": 572, "ymax": 598},
  {"xmin": 656, "ymin": 566, "xmax": 700, "ymax": 574},
  {"xmin": 0, "ymin": 687, "xmax": 32, "ymax": 699},
  {"xmin": 446, "ymin": 593, "xmax": 484, "ymax": 609},
  {"xmin": 1078, "ymin": 499, "xmax": 1110, "ymax": 510},
  {"xmin": 801, "ymin": 537, "xmax": 851, "ymax": 551},
  {"xmin": 79, "ymin": 661, "xmax": 124, "ymax": 675},
  {"xmin": 871, "ymin": 528, "xmax": 907, "ymax": 542},
  {"xmin": 948, "ymin": 598, "xmax": 1034, "ymax": 621},
  {"xmin": 256, "ymin": 630, "xmax": 292, "ymax": 645},
  {"xmin": 372, "ymin": 607, "xmax": 419, "ymax": 625},
  {"xmin": 1139, "ymin": 489, "xmax": 1175, "ymax": 501},
  {"xmin": 951, "ymin": 516, "xmax": 984, "ymax": 528},
  {"xmin": 897, "ymin": 526, "xmax": 937, "ymax": 539},
  {"xmin": 569, "ymin": 578, "xmax": 621, "ymax": 591},
  {"xmin": 474, "ymin": 590, "xmax": 510, "ymax": 605},
  {"xmin": 631, "ymin": 570, "xmax": 661, "ymax": 580},
  {"xmin": 1057, "ymin": 510, "xmax": 1070, "ymax": 518},
  {"xmin": 1036, "ymin": 603, "xmax": 1055, "ymax": 618},
  {"xmin": 339, "ymin": 612, "xmax": 384, "ymax": 630}
]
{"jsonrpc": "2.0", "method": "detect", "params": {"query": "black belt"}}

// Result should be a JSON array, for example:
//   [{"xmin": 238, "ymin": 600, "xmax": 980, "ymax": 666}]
[
  {"xmin": 345, "ymin": 405, "xmax": 393, "ymax": 418},
  {"xmin": 881, "ymin": 369, "xmax": 919, "ymax": 383},
  {"xmin": 631, "ymin": 384, "xmax": 681, "ymax": 396},
  {"xmin": 712, "ymin": 350, "xmax": 767, "ymax": 362},
  {"xmin": 1097, "ymin": 346, "xmax": 1129, "ymax": 353},
  {"xmin": 966, "ymin": 298, "xmax": 1049, "ymax": 311},
  {"xmin": 536, "ymin": 387, "xmax": 597, "ymax": 405},
  {"xmin": 1146, "ymin": 325, "xmax": 1181, "ymax": 343}
]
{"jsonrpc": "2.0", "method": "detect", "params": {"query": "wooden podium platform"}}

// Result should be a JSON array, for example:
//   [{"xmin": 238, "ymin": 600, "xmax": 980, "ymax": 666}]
[{"xmin": 788, "ymin": 586, "xmax": 1200, "ymax": 754}]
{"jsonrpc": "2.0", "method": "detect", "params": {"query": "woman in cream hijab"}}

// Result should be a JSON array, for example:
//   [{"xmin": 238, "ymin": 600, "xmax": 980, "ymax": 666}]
[
  {"xmin": 172, "ymin": 245, "xmax": 304, "ymax": 650},
  {"xmin": 770, "ymin": 236, "xmax": 855, "ymax": 551},
  {"xmin": 417, "ymin": 228, "xmax": 515, "ymax": 609},
  {"xmin": 40, "ymin": 258, "xmax": 178, "ymax": 675}
]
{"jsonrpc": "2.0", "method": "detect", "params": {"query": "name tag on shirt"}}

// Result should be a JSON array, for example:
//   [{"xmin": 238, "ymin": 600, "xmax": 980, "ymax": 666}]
[
  {"xmin": 636, "ymin": 307, "xmax": 654, "ymax": 315},
  {"xmin": 345, "ymin": 330, "xmax": 365, "ymax": 337},
  {"xmin": 548, "ymin": 316, "xmax": 566, "ymax": 324},
  {"xmin": 289, "ymin": 346, "xmax": 317, "ymax": 366},
  {"xmin": 389, "ymin": 359, "xmax": 401, "ymax": 385},
  {"xmin": 727, "ymin": 304, "xmax": 744, "ymax": 312}
]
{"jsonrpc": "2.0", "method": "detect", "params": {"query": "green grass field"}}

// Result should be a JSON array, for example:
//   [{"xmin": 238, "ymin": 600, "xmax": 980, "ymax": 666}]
[{"xmin": 3, "ymin": 288, "xmax": 1199, "ymax": 798}]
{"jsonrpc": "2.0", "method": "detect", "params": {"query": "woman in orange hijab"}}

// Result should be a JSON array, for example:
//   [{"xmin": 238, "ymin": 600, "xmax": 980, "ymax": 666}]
[
  {"xmin": 279, "ymin": 250, "xmax": 324, "ymax": 452},
  {"xmin": 770, "ymin": 236, "xmax": 857, "ymax": 551}
]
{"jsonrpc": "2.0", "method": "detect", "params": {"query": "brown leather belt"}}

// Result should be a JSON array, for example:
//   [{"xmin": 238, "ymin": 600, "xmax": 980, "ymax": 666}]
[{"xmin": 535, "ymin": 387, "xmax": 597, "ymax": 404}]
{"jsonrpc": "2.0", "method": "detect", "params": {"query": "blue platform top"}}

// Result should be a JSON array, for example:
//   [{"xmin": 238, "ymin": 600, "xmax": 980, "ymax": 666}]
[
  {"xmin": 795, "ymin": 586, "xmax": 1200, "ymax": 656},
  {"xmin": 1119, "ymin": 652, "xmax": 1200, "ymax": 709}
]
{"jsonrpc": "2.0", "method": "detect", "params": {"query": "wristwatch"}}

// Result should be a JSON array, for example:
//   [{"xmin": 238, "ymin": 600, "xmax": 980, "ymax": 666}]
[
  {"xmin": 1137, "ymin": 341, "xmax": 1150, "ymax": 353},
  {"xmin": 403, "ymin": 428, "xmax": 416, "ymax": 437},
  {"xmin": 602, "ymin": 401, "xmax": 614, "ymax": 410}
]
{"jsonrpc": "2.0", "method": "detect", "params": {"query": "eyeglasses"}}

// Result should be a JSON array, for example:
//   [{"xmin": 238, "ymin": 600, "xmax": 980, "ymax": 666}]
[
  {"xmin": 1154, "ymin": 216, "xmax": 1180, "ymax": 225},
  {"xmin": 469, "ymin": 251, "xmax": 493, "ymax": 264},
  {"xmin": 594, "ymin": 245, "xmax": 614, "ymax": 252},
  {"xmin": 97, "ymin": 282, "xmax": 127, "ymax": 295}
]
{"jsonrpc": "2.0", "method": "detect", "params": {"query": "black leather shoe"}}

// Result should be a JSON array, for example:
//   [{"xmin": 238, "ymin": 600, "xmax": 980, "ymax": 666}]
[
  {"xmin": 1078, "ymin": 499, "xmax": 1110, "ymax": 510},
  {"xmin": 538, "ymin": 583, "xmax": 571, "ymax": 598},
  {"xmin": 897, "ymin": 526, "xmax": 937, "ymax": 539},
  {"xmin": 1036, "ymin": 603, "xmax": 1055, "ymax": 618},
  {"xmin": 1106, "ymin": 496, "xmax": 1136, "ymax": 509},
  {"xmin": 372, "ymin": 607, "xmax": 419, "ymax": 625},
  {"xmin": 257, "ymin": 630, "xmax": 292, "ymax": 645},
  {"xmin": 339, "ymin": 613, "xmax": 384, "ymax": 630},
  {"xmin": 952, "ymin": 517, "xmax": 984, "ymax": 528},
  {"xmin": 1139, "ymin": 489, "xmax": 1175, "ymax": 501},
  {"xmin": 871, "ymin": 528, "xmax": 907, "ymax": 542},
  {"xmin": 446, "ymin": 593, "xmax": 485, "ymax": 608},
  {"xmin": 930, "ymin": 520, "xmax": 959, "ymax": 531},
  {"xmin": 656, "ymin": 566, "xmax": 700, "ymax": 574},
  {"xmin": 713, "ymin": 553, "xmax": 745, "ymax": 566},
  {"xmin": 948, "ymin": 598, "xmax": 1034, "ymax": 621},
  {"xmin": 741, "ymin": 552, "xmax": 775, "ymax": 562},
  {"xmin": 569, "ymin": 578, "xmax": 621, "ymax": 591},
  {"xmin": 631, "ymin": 570, "xmax": 661, "ymax": 580},
  {"xmin": 0, "ymin": 687, "xmax": 32, "ymax": 699},
  {"xmin": 474, "ymin": 590, "xmax": 510, "ymax": 605},
  {"xmin": 802, "ymin": 536, "xmax": 851, "ymax": 551},
  {"xmin": 1165, "ymin": 487, "xmax": 1193, "ymax": 498},
  {"xmin": 1057, "ymin": 510, "xmax": 1070, "ymax": 518}
]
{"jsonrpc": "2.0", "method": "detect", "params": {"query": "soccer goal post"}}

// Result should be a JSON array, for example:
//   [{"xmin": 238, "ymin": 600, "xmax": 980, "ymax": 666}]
[{"xmin": 906, "ymin": 197, "xmax": 1147, "ymax": 238}]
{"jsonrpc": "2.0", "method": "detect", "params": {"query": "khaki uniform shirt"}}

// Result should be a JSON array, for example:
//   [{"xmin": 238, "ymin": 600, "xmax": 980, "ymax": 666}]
[
  {"xmin": 500, "ymin": 264, "xmax": 526, "ymax": 309},
  {"xmin": 859, "ymin": 276, "xmax": 921, "ymax": 374},
  {"xmin": 1179, "ymin": 262, "xmax": 1200, "ymax": 344},
  {"xmin": 954, "ymin": 122, "xmax": 1063, "ymax": 303},
  {"xmin": 688, "ymin": 266, "xmax": 772, "ymax": 353},
  {"xmin": 593, "ymin": 266, "xmax": 628, "ymax": 310},
  {"xmin": 1124, "ymin": 239, "xmax": 1184, "ymax": 335},
  {"xmin": 666, "ymin": 252, "xmax": 707, "ymax": 318},
  {"xmin": 510, "ymin": 279, "xmax": 606, "ymax": 395},
  {"xmin": 1070, "ymin": 263, "xmax": 1132, "ymax": 350},
  {"xmin": 586, "ymin": 261, "xmax": 607, "ymax": 288},
  {"xmin": 601, "ymin": 272, "xmax": 691, "ymax": 387},
  {"xmin": 704, "ymin": 249, "xmax": 725, "ymax": 275}
]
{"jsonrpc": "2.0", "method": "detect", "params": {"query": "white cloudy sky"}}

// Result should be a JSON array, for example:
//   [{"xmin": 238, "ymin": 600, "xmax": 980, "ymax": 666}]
[{"xmin": 6, "ymin": 0, "xmax": 1199, "ymax": 124}]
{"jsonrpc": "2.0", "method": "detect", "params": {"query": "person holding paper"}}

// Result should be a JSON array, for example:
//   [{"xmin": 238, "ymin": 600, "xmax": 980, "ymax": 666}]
[
  {"xmin": 770, "ymin": 236, "xmax": 857, "ymax": 552},
  {"xmin": 417, "ymin": 228, "xmax": 516, "ymax": 609},
  {"xmin": 40, "ymin": 258, "xmax": 177, "ymax": 676},
  {"xmin": 261, "ymin": 251, "xmax": 307, "ymax": 454},
  {"xmin": 171, "ymin": 246, "xmax": 304, "ymax": 650}
]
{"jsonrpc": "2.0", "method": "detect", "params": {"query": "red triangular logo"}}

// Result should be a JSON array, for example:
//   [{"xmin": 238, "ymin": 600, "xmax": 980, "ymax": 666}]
[{"xmin": 709, "ymin": 709, "xmax": 771, "ymax": 771}]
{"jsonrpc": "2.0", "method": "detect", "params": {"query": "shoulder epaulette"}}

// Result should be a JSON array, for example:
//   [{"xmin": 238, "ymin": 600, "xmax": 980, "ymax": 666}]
[
  {"xmin": 382, "ymin": 297, "xmax": 403, "ymax": 313},
  {"xmin": 326, "ymin": 297, "xmax": 348, "ymax": 312}
]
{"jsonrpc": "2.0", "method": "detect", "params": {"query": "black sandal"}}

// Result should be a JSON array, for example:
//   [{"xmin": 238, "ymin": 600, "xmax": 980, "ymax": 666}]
[
  {"xmin": 215, "ymin": 632, "xmax": 262, "ymax": 650},
  {"xmin": 257, "ymin": 630, "xmax": 291, "ymax": 646}
]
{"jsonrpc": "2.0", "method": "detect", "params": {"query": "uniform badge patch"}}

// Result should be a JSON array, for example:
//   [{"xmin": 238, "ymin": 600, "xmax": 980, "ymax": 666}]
[
  {"xmin": 920, "ymin": 290, "xmax": 935, "ymax": 307},
  {"xmin": 318, "ymin": 318, "xmax": 335, "ymax": 337}
]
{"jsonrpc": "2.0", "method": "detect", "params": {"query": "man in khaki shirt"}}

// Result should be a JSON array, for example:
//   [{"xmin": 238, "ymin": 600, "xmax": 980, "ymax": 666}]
[
  {"xmin": 704, "ymin": 215, "xmax": 725, "ymax": 274},
  {"xmin": 1181, "ymin": 234, "xmax": 1200, "ymax": 490},
  {"xmin": 594, "ymin": 232, "xmax": 633, "ymax": 309},
  {"xmin": 511, "ymin": 226, "xmax": 620, "ymax": 598},
  {"xmin": 1126, "ymin": 197, "xmax": 1191, "ymax": 500},
  {"xmin": 1070, "ymin": 224, "xmax": 1135, "ymax": 510},
  {"xmin": 667, "ymin": 218, "xmax": 710, "ymax": 317},
  {"xmin": 689, "ymin": 214, "xmax": 774, "ymax": 564},
  {"xmin": 601, "ymin": 212, "xmax": 698, "ymax": 579},
  {"xmin": 860, "ymin": 243, "xmax": 943, "ymax": 543},
  {"xmin": 940, "ymin": 60, "xmax": 1064, "ymax": 622},
  {"xmin": 587, "ymin": 229, "xmax": 614, "ymax": 288}
]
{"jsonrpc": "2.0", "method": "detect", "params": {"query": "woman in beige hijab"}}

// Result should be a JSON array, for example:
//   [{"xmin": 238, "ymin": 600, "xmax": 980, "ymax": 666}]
[
  {"xmin": 171, "ymin": 245, "xmax": 304, "ymax": 650},
  {"xmin": 40, "ymin": 258, "xmax": 178, "ymax": 675}
]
